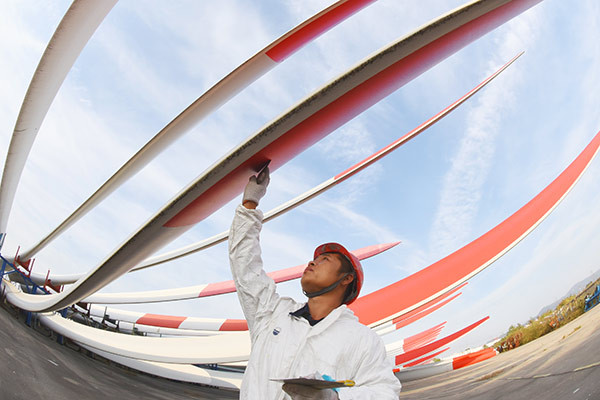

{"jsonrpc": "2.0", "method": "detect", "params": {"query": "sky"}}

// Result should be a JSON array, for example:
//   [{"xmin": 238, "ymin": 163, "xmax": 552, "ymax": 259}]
[{"xmin": 1, "ymin": 0, "xmax": 599, "ymax": 358}]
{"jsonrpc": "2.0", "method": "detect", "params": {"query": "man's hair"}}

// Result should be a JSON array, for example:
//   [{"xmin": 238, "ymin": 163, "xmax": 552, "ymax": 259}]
[{"xmin": 332, "ymin": 253, "xmax": 356, "ymax": 303}]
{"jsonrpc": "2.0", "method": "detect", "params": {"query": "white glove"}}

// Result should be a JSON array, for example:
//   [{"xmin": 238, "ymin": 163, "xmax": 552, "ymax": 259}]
[
  {"xmin": 242, "ymin": 166, "xmax": 270, "ymax": 205},
  {"xmin": 282, "ymin": 372, "xmax": 339, "ymax": 400}
]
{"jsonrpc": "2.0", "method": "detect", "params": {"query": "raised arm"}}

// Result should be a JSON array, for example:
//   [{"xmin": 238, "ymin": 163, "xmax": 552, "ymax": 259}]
[{"xmin": 228, "ymin": 167, "xmax": 278, "ymax": 333}]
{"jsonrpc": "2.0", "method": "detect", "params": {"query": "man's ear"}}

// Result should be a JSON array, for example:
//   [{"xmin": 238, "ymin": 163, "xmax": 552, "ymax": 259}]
[{"xmin": 342, "ymin": 273, "xmax": 355, "ymax": 287}]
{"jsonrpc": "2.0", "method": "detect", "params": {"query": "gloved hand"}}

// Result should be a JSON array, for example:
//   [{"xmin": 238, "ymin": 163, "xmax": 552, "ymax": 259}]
[
  {"xmin": 242, "ymin": 166, "xmax": 270, "ymax": 206},
  {"xmin": 282, "ymin": 372, "xmax": 339, "ymax": 400}
]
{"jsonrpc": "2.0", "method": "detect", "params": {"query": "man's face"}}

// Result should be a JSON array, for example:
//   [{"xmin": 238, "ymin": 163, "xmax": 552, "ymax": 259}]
[{"xmin": 300, "ymin": 252, "xmax": 344, "ymax": 293}]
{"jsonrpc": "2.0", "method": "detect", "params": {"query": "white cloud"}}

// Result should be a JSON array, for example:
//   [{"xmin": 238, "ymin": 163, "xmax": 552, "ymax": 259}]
[
  {"xmin": 316, "ymin": 123, "xmax": 377, "ymax": 164},
  {"xmin": 428, "ymin": 10, "xmax": 541, "ymax": 259},
  {"xmin": 304, "ymin": 198, "xmax": 400, "ymax": 246}
]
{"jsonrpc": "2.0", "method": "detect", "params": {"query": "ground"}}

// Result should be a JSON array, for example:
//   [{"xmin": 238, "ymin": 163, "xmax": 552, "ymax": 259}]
[
  {"xmin": 1, "ymin": 300, "xmax": 599, "ymax": 399},
  {"xmin": 399, "ymin": 303, "xmax": 600, "ymax": 399},
  {"xmin": 0, "ymin": 303, "xmax": 238, "ymax": 400}
]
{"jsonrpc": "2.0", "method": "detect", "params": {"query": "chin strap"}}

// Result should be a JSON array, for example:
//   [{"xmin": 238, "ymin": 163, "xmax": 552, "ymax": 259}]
[{"xmin": 303, "ymin": 273, "xmax": 350, "ymax": 299}]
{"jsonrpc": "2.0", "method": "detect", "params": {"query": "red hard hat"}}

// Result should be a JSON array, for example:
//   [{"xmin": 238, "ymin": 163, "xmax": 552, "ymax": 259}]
[{"xmin": 313, "ymin": 243, "xmax": 363, "ymax": 304}]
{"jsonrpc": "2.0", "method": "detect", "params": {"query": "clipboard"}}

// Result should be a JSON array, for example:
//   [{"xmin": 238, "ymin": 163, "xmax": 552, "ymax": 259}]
[{"xmin": 271, "ymin": 377, "xmax": 355, "ymax": 389}]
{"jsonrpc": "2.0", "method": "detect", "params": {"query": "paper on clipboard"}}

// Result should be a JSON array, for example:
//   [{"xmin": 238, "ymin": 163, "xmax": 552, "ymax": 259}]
[{"xmin": 271, "ymin": 377, "xmax": 355, "ymax": 389}]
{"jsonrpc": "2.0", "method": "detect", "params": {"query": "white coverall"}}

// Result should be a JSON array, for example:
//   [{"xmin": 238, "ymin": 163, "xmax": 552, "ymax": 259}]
[{"xmin": 229, "ymin": 205, "xmax": 402, "ymax": 399}]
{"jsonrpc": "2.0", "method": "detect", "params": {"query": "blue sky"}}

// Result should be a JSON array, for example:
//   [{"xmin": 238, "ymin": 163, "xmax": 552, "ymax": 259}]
[{"xmin": 1, "ymin": 0, "xmax": 599, "ymax": 356}]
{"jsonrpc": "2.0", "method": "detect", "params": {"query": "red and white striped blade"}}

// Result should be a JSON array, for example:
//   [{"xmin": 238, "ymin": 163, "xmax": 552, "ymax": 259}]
[
  {"xmin": 395, "ymin": 316, "xmax": 489, "ymax": 366},
  {"xmin": 83, "ymin": 242, "xmax": 399, "ymax": 304},
  {"xmin": 351, "ymin": 131, "xmax": 600, "ymax": 327},
  {"xmin": 18, "ymin": 0, "xmax": 377, "ymax": 260}
]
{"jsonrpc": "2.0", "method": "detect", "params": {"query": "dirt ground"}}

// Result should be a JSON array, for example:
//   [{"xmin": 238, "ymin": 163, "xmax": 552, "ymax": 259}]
[{"xmin": 399, "ymin": 303, "xmax": 600, "ymax": 399}]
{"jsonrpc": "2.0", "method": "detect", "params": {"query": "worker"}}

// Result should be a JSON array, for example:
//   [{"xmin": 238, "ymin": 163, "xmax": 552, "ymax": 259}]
[{"xmin": 229, "ymin": 166, "xmax": 402, "ymax": 399}]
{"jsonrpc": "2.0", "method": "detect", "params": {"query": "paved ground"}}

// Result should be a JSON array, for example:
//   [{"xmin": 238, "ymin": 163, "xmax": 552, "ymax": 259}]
[
  {"xmin": 1, "ymin": 299, "xmax": 599, "ymax": 399},
  {"xmin": 400, "ymin": 303, "xmax": 600, "ymax": 399},
  {"xmin": 0, "ymin": 303, "xmax": 238, "ymax": 400}
]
